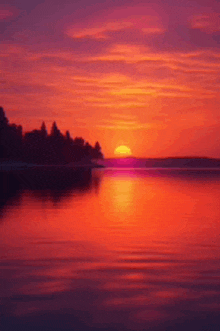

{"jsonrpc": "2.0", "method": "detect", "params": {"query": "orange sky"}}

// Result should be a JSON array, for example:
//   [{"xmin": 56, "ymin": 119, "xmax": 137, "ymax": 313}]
[{"xmin": 1, "ymin": 1, "xmax": 220, "ymax": 158}]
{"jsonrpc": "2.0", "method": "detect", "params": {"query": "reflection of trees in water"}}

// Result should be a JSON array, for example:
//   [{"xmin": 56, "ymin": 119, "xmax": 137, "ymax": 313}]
[
  {"xmin": 30, "ymin": 170, "xmax": 102, "ymax": 204},
  {"xmin": 0, "ymin": 172, "xmax": 22, "ymax": 216},
  {"xmin": 0, "ymin": 168, "xmax": 102, "ymax": 208}
]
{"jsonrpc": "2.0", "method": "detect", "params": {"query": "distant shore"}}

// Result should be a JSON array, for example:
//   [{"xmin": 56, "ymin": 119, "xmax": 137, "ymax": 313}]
[
  {"xmin": 144, "ymin": 157, "xmax": 220, "ymax": 168},
  {"xmin": 98, "ymin": 157, "xmax": 220, "ymax": 168}
]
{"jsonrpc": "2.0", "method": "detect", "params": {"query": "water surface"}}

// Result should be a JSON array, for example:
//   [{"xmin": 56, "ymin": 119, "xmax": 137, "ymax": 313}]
[{"xmin": 1, "ymin": 168, "xmax": 220, "ymax": 330}]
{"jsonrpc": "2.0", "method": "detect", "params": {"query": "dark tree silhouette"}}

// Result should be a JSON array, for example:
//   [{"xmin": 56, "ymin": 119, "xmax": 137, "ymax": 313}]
[
  {"xmin": 84, "ymin": 142, "xmax": 93, "ymax": 159},
  {"xmin": 74, "ymin": 137, "xmax": 85, "ymax": 147},
  {"xmin": 48, "ymin": 122, "xmax": 65, "ymax": 164},
  {"xmin": 0, "ymin": 106, "xmax": 8, "ymax": 128},
  {"xmin": 0, "ymin": 107, "xmax": 104, "ymax": 164},
  {"xmin": 93, "ymin": 141, "xmax": 103, "ymax": 159},
  {"xmin": 65, "ymin": 130, "xmax": 71, "ymax": 141},
  {"xmin": 23, "ymin": 129, "xmax": 43, "ymax": 163},
  {"xmin": 7, "ymin": 123, "xmax": 23, "ymax": 160},
  {"xmin": 40, "ymin": 121, "xmax": 47, "ymax": 138},
  {"xmin": 0, "ymin": 107, "xmax": 23, "ymax": 160},
  {"xmin": 50, "ymin": 121, "xmax": 61, "ymax": 138},
  {"xmin": 0, "ymin": 107, "xmax": 8, "ymax": 158}
]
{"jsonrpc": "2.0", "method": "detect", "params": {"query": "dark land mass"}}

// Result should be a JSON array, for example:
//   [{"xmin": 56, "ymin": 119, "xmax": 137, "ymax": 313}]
[
  {"xmin": 101, "ymin": 157, "xmax": 220, "ymax": 168},
  {"xmin": 0, "ymin": 106, "xmax": 104, "ymax": 207},
  {"xmin": 0, "ymin": 106, "xmax": 104, "ymax": 165},
  {"xmin": 145, "ymin": 156, "xmax": 220, "ymax": 168}
]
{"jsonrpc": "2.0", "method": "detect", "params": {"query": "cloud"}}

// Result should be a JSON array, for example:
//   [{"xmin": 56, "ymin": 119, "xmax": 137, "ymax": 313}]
[
  {"xmin": 67, "ymin": 21, "xmax": 133, "ymax": 40},
  {"xmin": 0, "ymin": 9, "xmax": 14, "ymax": 20},
  {"xmin": 67, "ymin": 22, "xmax": 164, "ymax": 40},
  {"xmin": 142, "ymin": 27, "xmax": 165, "ymax": 34},
  {"xmin": 110, "ymin": 113, "xmax": 136, "ymax": 120},
  {"xmin": 190, "ymin": 13, "xmax": 220, "ymax": 33},
  {"xmin": 66, "ymin": 4, "xmax": 165, "ymax": 42},
  {"xmin": 97, "ymin": 119, "xmax": 155, "ymax": 130},
  {"xmin": 0, "ymin": 5, "xmax": 20, "ymax": 20},
  {"xmin": 0, "ymin": 5, "xmax": 16, "ymax": 21}
]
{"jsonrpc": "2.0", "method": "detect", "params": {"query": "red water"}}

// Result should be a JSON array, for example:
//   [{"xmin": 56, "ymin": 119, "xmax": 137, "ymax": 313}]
[{"xmin": 1, "ymin": 168, "xmax": 220, "ymax": 330}]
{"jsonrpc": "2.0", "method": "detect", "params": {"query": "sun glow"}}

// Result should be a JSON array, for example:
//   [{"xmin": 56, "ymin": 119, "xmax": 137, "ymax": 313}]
[{"xmin": 114, "ymin": 145, "xmax": 132, "ymax": 156}]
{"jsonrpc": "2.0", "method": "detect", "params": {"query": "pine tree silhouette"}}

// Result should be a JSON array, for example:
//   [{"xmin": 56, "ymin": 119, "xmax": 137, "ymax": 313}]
[{"xmin": 0, "ymin": 107, "xmax": 104, "ymax": 164}]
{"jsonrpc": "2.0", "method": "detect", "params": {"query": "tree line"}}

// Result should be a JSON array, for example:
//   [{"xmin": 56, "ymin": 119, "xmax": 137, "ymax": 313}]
[{"xmin": 0, "ymin": 107, "xmax": 103, "ymax": 164}]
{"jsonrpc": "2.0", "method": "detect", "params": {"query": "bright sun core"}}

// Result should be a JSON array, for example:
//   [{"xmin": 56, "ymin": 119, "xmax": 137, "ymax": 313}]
[{"xmin": 114, "ymin": 145, "xmax": 132, "ymax": 157}]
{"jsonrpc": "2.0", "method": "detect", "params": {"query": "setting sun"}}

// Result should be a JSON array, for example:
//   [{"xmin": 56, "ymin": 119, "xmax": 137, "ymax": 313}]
[{"xmin": 114, "ymin": 145, "xmax": 132, "ymax": 156}]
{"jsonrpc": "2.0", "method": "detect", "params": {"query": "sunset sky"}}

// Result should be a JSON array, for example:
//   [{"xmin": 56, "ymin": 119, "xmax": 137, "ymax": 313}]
[{"xmin": 1, "ymin": 0, "xmax": 220, "ymax": 158}]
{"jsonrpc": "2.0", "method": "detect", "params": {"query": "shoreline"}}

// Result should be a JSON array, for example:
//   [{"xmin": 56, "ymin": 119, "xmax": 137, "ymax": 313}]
[{"xmin": 0, "ymin": 163, "xmax": 104, "ymax": 191}]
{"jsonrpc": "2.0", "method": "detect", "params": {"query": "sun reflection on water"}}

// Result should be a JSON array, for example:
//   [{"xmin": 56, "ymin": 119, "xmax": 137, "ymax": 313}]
[{"xmin": 1, "ymin": 169, "xmax": 220, "ymax": 330}]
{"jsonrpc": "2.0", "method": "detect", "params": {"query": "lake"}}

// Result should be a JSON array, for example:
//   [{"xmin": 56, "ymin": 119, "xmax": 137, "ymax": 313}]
[{"xmin": 1, "ymin": 168, "xmax": 220, "ymax": 331}]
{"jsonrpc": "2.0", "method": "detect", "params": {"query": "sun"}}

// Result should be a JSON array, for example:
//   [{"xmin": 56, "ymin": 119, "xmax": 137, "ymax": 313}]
[{"xmin": 114, "ymin": 145, "xmax": 132, "ymax": 157}]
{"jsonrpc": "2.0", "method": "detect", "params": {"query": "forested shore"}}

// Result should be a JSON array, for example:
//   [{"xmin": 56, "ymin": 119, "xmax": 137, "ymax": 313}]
[{"xmin": 0, "ymin": 107, "xmax": 103, "ymax": 165}]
